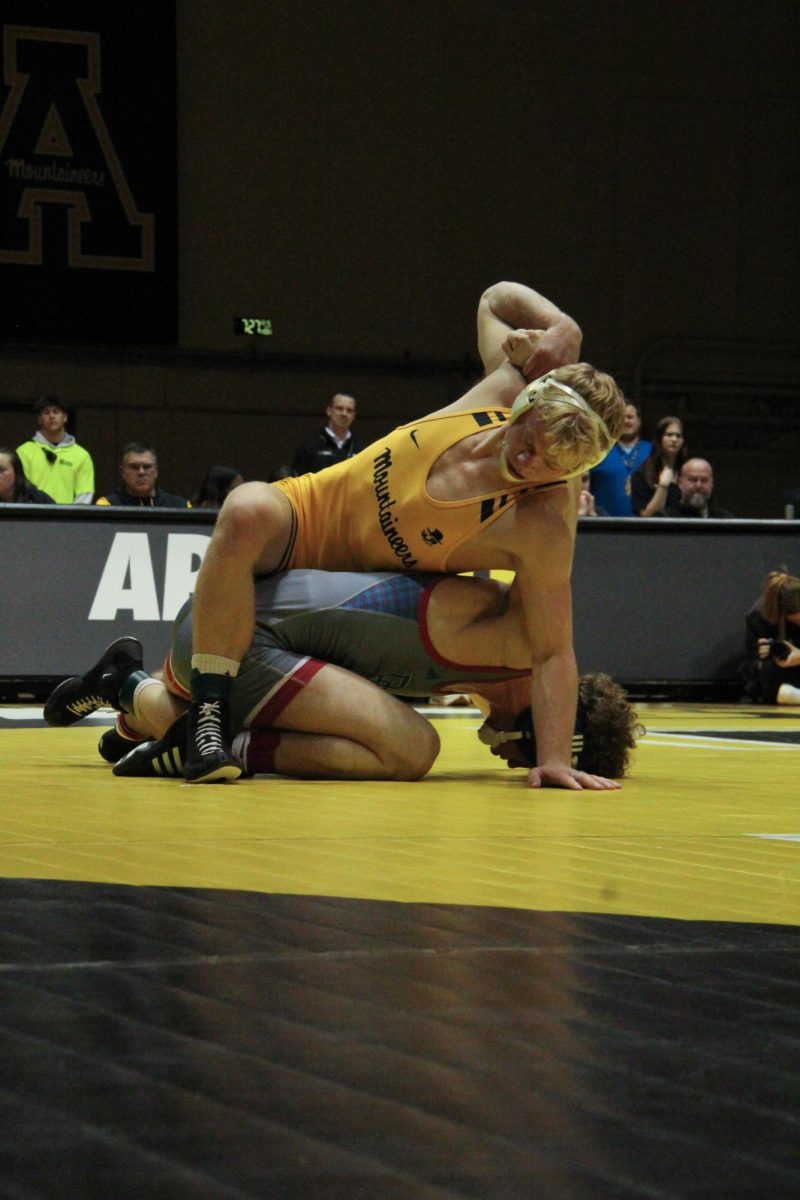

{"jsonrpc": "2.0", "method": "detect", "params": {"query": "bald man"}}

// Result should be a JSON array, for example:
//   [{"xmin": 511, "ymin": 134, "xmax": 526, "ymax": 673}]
[{"xmin": 664, "ymin": 458, "xmax": 734, "ymax": 518}]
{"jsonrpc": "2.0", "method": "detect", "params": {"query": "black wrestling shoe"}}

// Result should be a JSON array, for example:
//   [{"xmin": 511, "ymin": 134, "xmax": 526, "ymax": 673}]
[
  {"xmin": 44, "ymin": 638, "xmax": 144, "ymax": 727},
  {"xmin": 98, "ymin": 727, "xmax": 144, "ymax": 764},
  {"xmin": 113, "ymin": 713, "xmax": 189, "ymax": 778},
  {"xmin": 184, "ymin": 698, "xmax": 242, "ymax": 783}
]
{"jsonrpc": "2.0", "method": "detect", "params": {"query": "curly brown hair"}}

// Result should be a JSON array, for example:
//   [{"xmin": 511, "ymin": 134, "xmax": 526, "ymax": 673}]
[
  {"xmin": 577, "ymin": 673, "xmax": 644, "ymax": 779},
  {"xmin": 495, "ymin": 672, "xmax": 644, "ymax": 778}
]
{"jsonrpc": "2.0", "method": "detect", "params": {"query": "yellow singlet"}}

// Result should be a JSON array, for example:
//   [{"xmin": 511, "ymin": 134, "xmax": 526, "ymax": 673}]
[{"xmin": 273, "ymin": 408, "xmax": 551, "ymax": 573}]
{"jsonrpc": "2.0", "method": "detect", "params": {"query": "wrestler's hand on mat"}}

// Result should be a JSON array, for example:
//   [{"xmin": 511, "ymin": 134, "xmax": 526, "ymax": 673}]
[
  {"xmin": 520, "ymin": 319, "xmax": 582, "ymax": 381},
  {"xmin": 527, "ymin": 765, "xmax": 622, "ymax": 791}
]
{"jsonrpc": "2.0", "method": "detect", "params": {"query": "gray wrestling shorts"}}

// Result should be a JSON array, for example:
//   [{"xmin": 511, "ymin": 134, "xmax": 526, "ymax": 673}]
[
  {"xmin": 166, "ymin": 568, "xmax": 524, "ymax": 733},
  {"xmin": 167, "ymin": 596, "xmax": 326, "ymax": 733}
]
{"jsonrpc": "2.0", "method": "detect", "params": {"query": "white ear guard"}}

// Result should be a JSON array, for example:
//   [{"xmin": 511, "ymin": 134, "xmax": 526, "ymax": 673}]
[
  {"xmin": 507, "ymin": 373, "xmax": 591, "ymax": 428},
  {"xmin": 478, "ymin": 704, "xmax": 587, "ymax": 769},
  {"xmin": 477, "ymin": 723, "xmax": 524, "ymax": 750}
]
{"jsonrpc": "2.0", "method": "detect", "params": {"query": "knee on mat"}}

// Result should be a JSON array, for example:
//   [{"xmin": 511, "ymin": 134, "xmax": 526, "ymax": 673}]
[{"xmin": 388, "ymin": 722, "xmax": 440, "ymax": 780}]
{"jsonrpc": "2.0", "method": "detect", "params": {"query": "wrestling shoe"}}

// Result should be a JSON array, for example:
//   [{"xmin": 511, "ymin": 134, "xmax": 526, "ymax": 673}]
[
  {"xmin": 44, "ymin": 638, "xmax": 144, "ymax": 727},
  {"xmin": 113, "ymin": 713, "xmax": 189, "ymax": 778},
  {"xmin": 184, "ymin": 698, "xmax": 242, "ymax": 783},
  {"xmin": 98, "ymin": 726, "xmax": 145, "ymax": 764}
]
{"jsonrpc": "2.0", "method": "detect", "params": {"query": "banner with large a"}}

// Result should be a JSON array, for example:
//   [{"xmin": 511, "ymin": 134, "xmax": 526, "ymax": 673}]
[
  {"xmin": 0, "ymin": 1, "xmax": 176, "ymax": 344},
  {"xmin": 2, "ymin": 510, "xmax": 213, "ymax": 676},
  {"xmin": 2, "ymin": 507, "xmax": 799, "ymax": 687}
]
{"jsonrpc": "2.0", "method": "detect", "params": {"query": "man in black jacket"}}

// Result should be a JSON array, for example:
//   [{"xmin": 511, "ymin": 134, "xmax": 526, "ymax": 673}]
[
  {"xmin": 96, "ymin": 442, "xmax": 190, "ymax": 508},
  {"xmin": 663, "ymin": 458, "xmax": 733, "ymax": 518},
  {"xmin": 291, "ymin": 393, "xmax": 362, "ymax": 475}
]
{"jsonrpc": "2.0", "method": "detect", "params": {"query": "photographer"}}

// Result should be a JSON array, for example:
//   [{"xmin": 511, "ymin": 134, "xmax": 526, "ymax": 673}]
[{"xmin": 744, "ymin": 569, "xmax": 800, "ymax": 704}]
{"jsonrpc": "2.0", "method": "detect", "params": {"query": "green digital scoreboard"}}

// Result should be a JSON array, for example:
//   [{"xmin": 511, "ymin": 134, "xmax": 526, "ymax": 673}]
[{"xmin": 233, "ymin": 317, "xmax": 273, "ymax": 337}]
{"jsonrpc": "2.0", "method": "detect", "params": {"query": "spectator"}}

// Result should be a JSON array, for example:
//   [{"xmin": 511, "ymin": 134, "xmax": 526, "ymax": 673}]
[
  {"xmin": 193, "ymin": 465, "xmax": 244, "ymax": 509},
  {"xmin": 96, "ymin": 442, "xmax": 191, "ymax": 509},
  {"xmin": 743, "ymin": 569, "xmax": 800, "ymax": 704},
  {"xmin": 16, "ymin": 395, "xmax": 95, "ymax": 504},
  {"xmin": 589, "ymin": 400, "xmax": 651, "ymax": 515},
  {"xmin": 0, "ymin": 446, "xmax": 55, "ymax": 503},
  {"xmin": 267, "ymin": 463, "xmax": 293, "ymax": 483},
  {"xmin": 663, "ymin": 458, "xmax": 734, "ymax": 518},
  {"xmin": 291, "ymin": 392, "xmax": 362, "ymax": 475},
  {"xmin": 783, "ymin": 488, "xmax": 800, "ymax": 520},
  {"xmin": 631, "ymin": 415, "xmax": 687, "ymax": 517},
  {"xmin": 579, "ymin": 472, "xmax": 607, "ymax": 517}
]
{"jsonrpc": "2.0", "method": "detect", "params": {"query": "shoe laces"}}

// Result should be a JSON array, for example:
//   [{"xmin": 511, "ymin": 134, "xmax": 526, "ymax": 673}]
[
  {"xmin": 68, "ymin": 694, "xmax": 107, "ymax": 716},
  {"xmin": 195, "ymin": 700, "xmax": 226, "ymax": 758}
]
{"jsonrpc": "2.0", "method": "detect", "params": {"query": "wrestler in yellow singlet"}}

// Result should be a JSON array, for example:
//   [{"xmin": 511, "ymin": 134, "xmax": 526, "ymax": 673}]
[{"xmin": 273, "ymin": 407, "xmax": 561, "ymax": 573}]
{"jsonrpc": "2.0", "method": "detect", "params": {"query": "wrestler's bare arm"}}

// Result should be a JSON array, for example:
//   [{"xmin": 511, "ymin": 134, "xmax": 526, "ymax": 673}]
[
  {"xmin": 477, "ymin": 281, "xmax": 582, "ymax": 377},
  {"xmin": 503, "ymin": 492, "xmax": 620, "ymax": 791},
  {"xmin": 511, "ymin": 506, "xmax": 579, "ymax": 774},
  {"xmin": 431, "ymin": 282, "xmax": 583, "ymax": 420}
]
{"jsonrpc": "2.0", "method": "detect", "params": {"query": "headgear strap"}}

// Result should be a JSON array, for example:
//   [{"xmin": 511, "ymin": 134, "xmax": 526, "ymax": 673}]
[
  {"xmin": 478, "ymin": 705, "xmax": 586, "ymax": 769},
  {"xmin": 501, "ymin": 372, "xmax": 612, "ymax": 481}
]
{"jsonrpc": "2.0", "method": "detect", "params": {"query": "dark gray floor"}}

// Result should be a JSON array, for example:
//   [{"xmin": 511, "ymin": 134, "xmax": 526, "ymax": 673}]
[{"xmin": 2, "ymin": 880, "xmax": 799, "ymax": 1199}]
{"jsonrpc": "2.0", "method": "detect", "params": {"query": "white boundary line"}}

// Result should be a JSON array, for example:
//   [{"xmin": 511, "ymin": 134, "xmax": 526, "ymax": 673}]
[{"xmin": 640, "ymin": 732, "xmax": 799, "ymax": 751}]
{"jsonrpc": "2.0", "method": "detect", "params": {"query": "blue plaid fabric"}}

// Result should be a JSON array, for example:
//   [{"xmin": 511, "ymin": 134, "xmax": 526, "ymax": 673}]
[{"xmin": 341, "ymin": 574, "xmax": 431, "ymax": 621}]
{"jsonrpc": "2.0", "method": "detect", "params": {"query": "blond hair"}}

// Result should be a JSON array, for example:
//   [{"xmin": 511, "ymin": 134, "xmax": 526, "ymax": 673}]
[
  {"xmin": 533, "ymin": 363, "xmax": 625, "ymax": 475},
  {"xmin": 760, "ymin": 568, "xmax": 800, "ymax": 628}
]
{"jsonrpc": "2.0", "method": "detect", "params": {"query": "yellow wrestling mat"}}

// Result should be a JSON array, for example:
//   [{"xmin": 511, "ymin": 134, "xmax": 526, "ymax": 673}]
[{"xmin": 2, "ymin": 702, "xmax": 799, "ymax": 926}]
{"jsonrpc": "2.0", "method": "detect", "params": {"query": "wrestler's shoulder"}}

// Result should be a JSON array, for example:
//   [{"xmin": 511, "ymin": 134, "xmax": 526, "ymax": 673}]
[
  {"xmin": 494, "ymin": 485, "xmax": 577, "ymax": 539},
  {"xmin": 524, "ymin": 484, "xmax": 577, "ymax": 520}
]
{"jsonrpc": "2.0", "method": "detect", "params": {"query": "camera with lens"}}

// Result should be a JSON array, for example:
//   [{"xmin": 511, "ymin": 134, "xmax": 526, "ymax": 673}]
[{"xmin": 767, "ymin": 639, "xmax": 792, "ymax": 662}]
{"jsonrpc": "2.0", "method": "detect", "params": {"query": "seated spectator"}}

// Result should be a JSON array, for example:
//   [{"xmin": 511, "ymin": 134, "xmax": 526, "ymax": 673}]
[
  {"xmin": 783, "ymin": 488, "xmax": 800, "ymax": 520},
  {"xmin": 96, "ymin": 442, "xmax": 190, "ymax": 509},
  {"xmin": 0, "ymin": 446, "xmax": 55, "ymax": 503},
  {"xmin": 267, "ymin": 463, "xmax": 294, "ymax": 483},
  {"xmin": 743, "ymin": 569, "xmax": 800, "ymax": 704},
  {"xmin": 663, "ymin": 458, "xmax": 734, "ymax": 518},
  {"xmin": 291, "ymin": 392, "xmax": 362, "ymax": 475},
  {"xmin": 193, "ymin": 465, "xmax": 244, "ymax": 509},
  {"xmin": 16, "ymin": 395, "xmax": 94, "ymax": 504},
  {"xmin": 589, "ymin": 399, "xmax": 651, "ymax": 515},
  {"xmin": 631, "ymin": 415, "xmax": 687, "ymax": 517},
  {"xmin": 579, "ymin": 472, "xmax": 607, "ymax": 517}
]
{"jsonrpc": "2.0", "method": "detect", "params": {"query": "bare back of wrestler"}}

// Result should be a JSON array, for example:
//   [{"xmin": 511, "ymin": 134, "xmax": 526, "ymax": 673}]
[{"xmin": 45, "ymin": 569, "xmax": 637, "ymax": 785}]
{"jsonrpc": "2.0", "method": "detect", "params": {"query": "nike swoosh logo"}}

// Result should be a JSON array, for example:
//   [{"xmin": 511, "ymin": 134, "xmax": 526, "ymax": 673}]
[{"xmin": 409, "ymin": 430, "xmax": 420, "ymax": 449}]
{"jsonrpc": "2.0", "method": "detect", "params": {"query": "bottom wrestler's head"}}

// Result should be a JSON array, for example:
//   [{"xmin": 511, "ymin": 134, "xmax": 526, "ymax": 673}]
[{"xmin": 478, "ymin": 673, "xmax": 644, "ymax": 778}]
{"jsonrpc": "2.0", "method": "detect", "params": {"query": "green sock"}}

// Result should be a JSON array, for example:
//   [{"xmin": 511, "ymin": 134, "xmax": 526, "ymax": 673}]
[
  {"xmin": 190, "ymin": 668, "xmax": 234, "ymax": 704},
  {"xmin": 118, "ymin": 670, "xmax": 151, "ymax": 714}
]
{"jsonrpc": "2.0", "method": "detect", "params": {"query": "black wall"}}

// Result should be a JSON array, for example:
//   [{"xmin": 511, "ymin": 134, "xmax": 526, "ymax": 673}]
[{"xmin": 1, "ymin": 0, "xmax": 798, "ymax": 513}]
